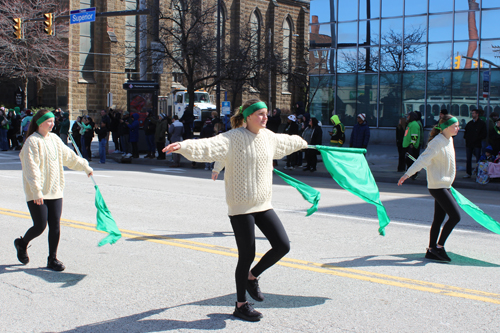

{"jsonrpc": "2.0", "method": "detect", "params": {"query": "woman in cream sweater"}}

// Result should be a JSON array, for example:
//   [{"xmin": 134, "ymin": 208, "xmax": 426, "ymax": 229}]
[
  {"xmin": 163, "ymin": 99, "xmax": 308, "ymax": 322},
  {"xmin": 14, "ymin": 110, "xmax": 93, "ymax": 271},
  {"xmin": 398, "ymin": 115, "xmax": 460, "ymax": 262}
]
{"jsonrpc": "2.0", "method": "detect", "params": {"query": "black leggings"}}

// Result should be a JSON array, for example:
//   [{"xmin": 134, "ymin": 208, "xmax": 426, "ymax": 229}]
[
  {"xmin": 428, "ymin": 189, "xmax": 461, "ymax": 249},
  {"xmin": 230, "ymin": 209, "xmax": 290, "ymax": 303},
  {"xmin": 24, "ymin": 199, "xmax": 63, "ymax": 258}
]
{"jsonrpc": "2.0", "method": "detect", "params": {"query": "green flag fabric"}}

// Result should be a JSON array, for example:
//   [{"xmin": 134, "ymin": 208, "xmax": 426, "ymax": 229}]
[
  {"xmin": 273, "ymin": 168, "xmax": 321, "ymax": 216},
  {"xmin": 313, "ymin": 145, "xmax": 390, "ymax": 235},
  {"xmin": 450, "ymin": 187, "xmax": 500, "ymax": 235},
  {"xmin": 94, "ymin": 185, "xmax": 122, "ymax": 246}
]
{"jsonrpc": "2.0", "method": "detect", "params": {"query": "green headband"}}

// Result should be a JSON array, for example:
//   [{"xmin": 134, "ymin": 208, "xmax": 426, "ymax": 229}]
[
  {"xmin": 36, "ymin": 112, "xmax": 55, "ymax": 126},
  {"xmin": 434, "ymin": 117, "xmax": 458, "ymax": 131},
  {"xmin": 242, "ymin": 102, "xmax": 268, "ymax": 121}
]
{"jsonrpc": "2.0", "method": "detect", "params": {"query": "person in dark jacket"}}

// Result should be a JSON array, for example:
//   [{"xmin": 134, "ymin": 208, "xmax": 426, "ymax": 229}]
[
  {"xmin": 143, "ymin": 111, "xmax": 156, "ymax": 158},
  {"xmin": 303, "ymin": 118, "xmax": 323, "ymax": 172},
  {"xmin": 109, "ymin": 109, "xmax": 121, "ymax": 153},
  {"xmin": 71, "ymin": 116, "xmax": 82, "ymax": 154},
  {"xmin": 463, "ymin": 109, "xmax": 487, "ymax": 178},
  {"xmin": 59, "ymin": 112, "xmax": 70, "ymax": 146},
  {"xmin": 119, "ymin": 111, "xmax": 131, "ymax": 157},
  {"xmin": 200, "ymin": 118, "xmax": 216, "ymax": 170},
  {"xmin": 396, "ymin": 117, "xmax": 407, "ymax": 172},
  {"xmin": 180, "ymin": 108, "xmax": 194, "ymax": 140},
  {"xmin": 489, "ymin": 118, "xmax": 500, "ymax": 156},
  {"xmin": 127, "ymin": 113, "xmax": 140, "ymax": 158},
  {"xmin": 284, "ymin": 114, "xmax": 299, "ymax": 169},
  {"xmin": 267, "ymin": 108, "xmax": 281, "ymax": 133},
  {"xmin": 95, "ymin": 120, "xmax": 109, "ymax": 164},
  {"xmin": 350, "ymin": 113, "xmax": 370, "ymax": 148},
  {"xmin": 153, "ymin": 113, "xmax": 169, "ymax": 160}
]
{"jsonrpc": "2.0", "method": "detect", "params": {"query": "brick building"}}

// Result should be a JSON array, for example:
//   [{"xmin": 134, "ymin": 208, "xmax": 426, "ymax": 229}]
[{"xmin": 30, "ymin": 0, "xmax": 310, "ymax": 118}]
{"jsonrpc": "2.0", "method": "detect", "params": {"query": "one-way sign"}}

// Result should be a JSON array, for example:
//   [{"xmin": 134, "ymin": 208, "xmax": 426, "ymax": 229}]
[{"xmin": 70, "ymin": 7, "xmax": 96, "ymax": 24}]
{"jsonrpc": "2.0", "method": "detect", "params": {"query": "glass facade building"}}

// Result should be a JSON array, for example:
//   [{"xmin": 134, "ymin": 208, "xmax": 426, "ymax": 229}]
[{"xmin": 309, "ymin": 0, "xmax": 500, "ymax": 131}]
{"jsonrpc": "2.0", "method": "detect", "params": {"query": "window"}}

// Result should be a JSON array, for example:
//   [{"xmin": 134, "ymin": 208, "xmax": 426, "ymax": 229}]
[
  {"xmin": 80, "ymin": 0, "xmax": 94, "ymax": 82},
  {"xmin": 282, "ymin": 18, "xmax": 292, "ymax": 92},
  {"xmin": 125, "ymin": 0, "xmax": 137, "ymax": 70}
]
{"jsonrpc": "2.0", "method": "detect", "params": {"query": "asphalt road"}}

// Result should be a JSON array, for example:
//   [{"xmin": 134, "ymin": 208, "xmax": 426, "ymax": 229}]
[{"xmin": 1, "ymin": 149, "xmax": 500, "ymax": 332}]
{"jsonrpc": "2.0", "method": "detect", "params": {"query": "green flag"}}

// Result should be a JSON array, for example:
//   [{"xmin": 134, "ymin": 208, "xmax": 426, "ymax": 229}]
[
  {"xmin": 313, "ymin": 145, "xmax": 390, "ymax": 235},
  {"xmin": 450, "ymin": 187, "xmax": 500, "ymax": 235},
  {"xmin": 273, "ymin": 168, "xmax": 321, "ymax": 216},
  {"xmin": 94, "ymin": 185, "xmax": 122, "ymax": 246}
]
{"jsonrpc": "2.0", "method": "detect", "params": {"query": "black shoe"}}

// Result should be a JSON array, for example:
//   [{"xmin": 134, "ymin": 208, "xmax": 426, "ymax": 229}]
[
  {"xmin": 310, "ymin": 168, "xmax": 317, "ymax": 172},
  {"xmin": 14, "ymin": 237, "xmax": 29, "ymax": 265},
  {"xmin": 428, "ymin": 247, "xmax": 451, "ymax": 262},
  {"xmin": 233, "ymin": 302, "xmax": 263, "ymax": 322},
  {"xmin": 47, "ymin": 256, "xmax": 65, "ymax": 271},
  {"xmin": 303, "ymin": 167, "xmax": 310, "ymax": 171},
  {"xmin": 424, "ymin": 248, "xmax": 440, "ymax": 261},
  {"xmin": 247, "ymin": 278, "xmax": 264, "ymax": 302}
]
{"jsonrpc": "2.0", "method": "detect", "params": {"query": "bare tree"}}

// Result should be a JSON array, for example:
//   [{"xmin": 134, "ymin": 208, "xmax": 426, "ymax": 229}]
[
  {"xmin": 219, "ymin": 25, "xmax": 266, "ymax": 111},
  {"xmin": 0, "ymin": 0, "xmax": 68, "ymax": 108},
  {"xmin": 151, "ymin": 0, "xmax": 219, "ymax": 113},
  {"xmin": 337, "ymin": 26, "xmax": 426, "ymax": 73}
]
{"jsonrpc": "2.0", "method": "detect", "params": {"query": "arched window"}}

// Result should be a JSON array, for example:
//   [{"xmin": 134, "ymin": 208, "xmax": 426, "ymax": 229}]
[
  {"xmin": 250, "ymin": 11, "xmax": 261, "ymax": 62},
  {"xmin": 282, "ymin": 18, "xmax": 292, "ymax": 92}
]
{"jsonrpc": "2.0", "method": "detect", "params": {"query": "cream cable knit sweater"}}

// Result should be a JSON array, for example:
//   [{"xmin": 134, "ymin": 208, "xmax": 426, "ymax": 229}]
[
  {"xmin": 178, "ymin": 127, "xmax": 308, "ymax": 216},
  {"xmin": 405, "ymin": 134, "xmax": 456, "ymax": 189},
  {"xmin": 20, "ymin": 132, "xmax": 93, "ymax": 202}
]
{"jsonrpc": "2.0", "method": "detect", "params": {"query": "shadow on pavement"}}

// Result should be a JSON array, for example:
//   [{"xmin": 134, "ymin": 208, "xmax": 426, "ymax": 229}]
[
  {"xmin": 187, "ymin": 293, "xmax": 331, "ymax": 309},
  {"xmin": 323, "ymin": 253, "xmax": 500, "ymax": 268},
  {"xmin": 58, "ymin": 293, "xmax": 330, "ymax": 332},
  {"xmin": 0, "ymin": 264, "xmax": 86, "ymax": 287},
  {"xmin": 59, "ymin": 308, "xmax": 229, "ymax": 332}
]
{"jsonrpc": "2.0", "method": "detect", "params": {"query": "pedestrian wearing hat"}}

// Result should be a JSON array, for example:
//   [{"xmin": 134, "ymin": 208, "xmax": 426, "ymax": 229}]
[
  {"xmin": 14, "ymin": 109, "xmax": 93, "ymax": 271},
  {"xmin": 398, "ymin": 115, "xmax": 461, "ymax": 262},
  {"xmin": 350, "ymin": 113, "xmax": 370, "ymax": 148},
  {"xmin": 163, "ymin": 99, "xmax": 307, "ymax": 322},
  {"xmin": 329, "ymin": 114, "xmax": 345, "ymax": 147}
]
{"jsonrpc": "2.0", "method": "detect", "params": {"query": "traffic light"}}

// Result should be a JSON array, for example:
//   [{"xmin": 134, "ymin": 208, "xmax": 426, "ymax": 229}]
[
  {"xmin": 13, "ymin": 18, "xmax": 22, "ymax": 39},
  {"xmin": 454, "ymin": 55, "xmax": 462, "ymax": 69},
  {"xmin": 44, "ymin": 13, "xmax": 53, "ymax": 36}
]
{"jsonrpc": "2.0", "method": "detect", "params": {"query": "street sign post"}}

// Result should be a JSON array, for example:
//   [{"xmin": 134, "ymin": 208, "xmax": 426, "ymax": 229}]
[
  {"xmin": 70, "ymin": 8, "xmax": 96, "ymax": 25},
  {"xmin": 221, "ymin": 101, "xmax": 231, "ymax": 116}
]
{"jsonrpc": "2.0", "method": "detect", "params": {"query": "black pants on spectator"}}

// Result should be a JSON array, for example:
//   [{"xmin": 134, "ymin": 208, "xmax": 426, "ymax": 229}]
[
  {"xmin": 24, "ymin": 199, "xmax": 63, "ymax": 258},
  {"xmin": 156, "ymin": 142, "xmax": 166, "ymax": 159},
  {"xmin": 428, "ymin": 189, "xmax": 461, "ymax": 249},
  {"xmin": 230, "ymin": 209, "xmax": 290, "ymax": 303},
  {"xmin": 405, "ymin": 146, "xmax": 420, "ymax": 178},
  {"xmin": 131, "ymin": 142, "xmax": 139, "ymax": 158},
  {"xmin": 305, "ymin": 149, "xmax": 318, "ymax": 170}
]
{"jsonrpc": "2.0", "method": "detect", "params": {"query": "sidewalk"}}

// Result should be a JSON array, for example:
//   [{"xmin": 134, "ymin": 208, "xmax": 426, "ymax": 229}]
[{"xmin": 104, "ymin": 143, "xmax": 500, "ymax": 192}]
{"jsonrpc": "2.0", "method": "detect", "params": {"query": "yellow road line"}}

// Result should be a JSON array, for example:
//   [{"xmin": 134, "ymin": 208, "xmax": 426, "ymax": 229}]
[{"xmin": 2, "ymin": 207, "xmax": 500, "ymax": 304}]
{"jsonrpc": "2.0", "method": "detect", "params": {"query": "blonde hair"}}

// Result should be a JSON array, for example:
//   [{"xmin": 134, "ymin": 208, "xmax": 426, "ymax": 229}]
[{"xmin": 230, "ymin": 98, "xmax": 262, "ymax": 129}]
